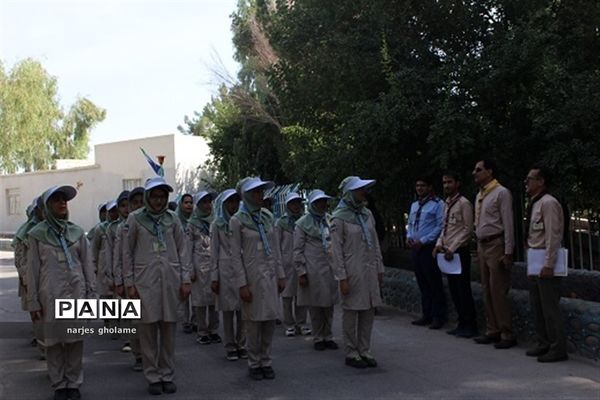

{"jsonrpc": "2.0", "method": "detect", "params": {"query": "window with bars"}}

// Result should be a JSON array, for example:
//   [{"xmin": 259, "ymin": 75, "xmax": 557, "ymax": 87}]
[
  {"xmin": 6, "ymin": 188, "xmax": 21, "ymax": 216},
  {"xmin": 122, "ymin": 179, "xmax": 142, "ymax": 190}
]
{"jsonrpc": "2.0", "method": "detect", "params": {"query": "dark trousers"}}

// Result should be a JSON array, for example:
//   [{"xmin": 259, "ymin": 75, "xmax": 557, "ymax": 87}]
[
  {"xmin": 446, "ymin": 247, "xmax": 477, "ymax": 330},
  {"xmin": 529, "ymin": 277, "xmax": 567, "ymax": 356},
  {"xmin": 412, "ymin": 243, "xmax": 446, "ymax": 321}
]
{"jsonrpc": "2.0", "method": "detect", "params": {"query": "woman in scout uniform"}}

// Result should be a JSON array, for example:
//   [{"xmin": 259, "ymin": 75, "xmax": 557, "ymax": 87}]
[
  {"xmin": 294, "ymin": 190, "xmax": 340, "ymax": 350},
  {"xmin": 86, "ymin": 203, "xmax": 107, "ymax": 242},
  {"xmin": 91, "ymin": 200, "xmax": 117, "ymax": 300},
  {"xmin": 175, "ymin": 193, "xmax": 194, "ymax": 229},
  {"xmin": 175, "ymin": 193, "xmax": 196, "ymax": 334},
  {"xmin": 188, "ymin": 190, "xmax": 221, "ymax": 345},
  {"xmin": 274, "ymin": 192, "xmax": 310, "ymax": 337},
  {"xmin": 331, "ymin": 176, "xmax": 385, "ymax": 369},
  {"xmin": 210, "ymin": 189, "xmax": 246, "ymax": 361},
  {"xmin": 123, "ymin": 177, "xmax": 191, "ymax": 395},
  {"xmin": 26, "ymin": 185, "xmax": 96, "ymax": 400},
  {"xmin": 231, "ymin": 177, "xmax": 286, "ymax": 380}
]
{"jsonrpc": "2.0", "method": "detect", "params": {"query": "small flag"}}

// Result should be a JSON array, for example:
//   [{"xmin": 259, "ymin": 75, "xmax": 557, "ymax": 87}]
[{"xmin": 140, "ymin": 148, "xmax": 164, "ymax": 177}]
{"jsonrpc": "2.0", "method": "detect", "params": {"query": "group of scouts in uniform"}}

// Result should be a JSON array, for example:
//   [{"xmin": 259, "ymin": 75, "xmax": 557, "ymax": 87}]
[{"xmin": 12, "ymin": 174, "xmax": 384, "ymax": 400}]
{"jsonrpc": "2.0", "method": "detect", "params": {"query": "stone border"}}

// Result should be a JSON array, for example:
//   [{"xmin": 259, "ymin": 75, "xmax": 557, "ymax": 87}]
[{"xmin": 382, "ymin": 267, "xmax": 600, "ymax": 362}]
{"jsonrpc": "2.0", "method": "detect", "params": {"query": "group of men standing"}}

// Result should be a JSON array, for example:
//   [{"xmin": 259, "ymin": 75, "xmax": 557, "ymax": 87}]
[{"xmin": 407, "ymin": 159, "xmax": 568, "ymax": 363}]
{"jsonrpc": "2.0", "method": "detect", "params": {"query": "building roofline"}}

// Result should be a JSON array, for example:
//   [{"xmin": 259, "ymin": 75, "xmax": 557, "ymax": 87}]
[{"xmin": 0, "ymin": 164, "xmax": 101, "ymax": 179}]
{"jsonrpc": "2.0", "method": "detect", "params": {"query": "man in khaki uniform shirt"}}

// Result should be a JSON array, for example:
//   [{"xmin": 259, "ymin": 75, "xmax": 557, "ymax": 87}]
[
  {"xmin": 524, "ymin": 166, "xmax": 568, "ymax": 362},
  {"xmin": 434, "ymin": 172, "xmax": 477, "ymax": 338},
  {"xmin": 472, "ymin": 159, "xmax": 516, "ymax": 349}
]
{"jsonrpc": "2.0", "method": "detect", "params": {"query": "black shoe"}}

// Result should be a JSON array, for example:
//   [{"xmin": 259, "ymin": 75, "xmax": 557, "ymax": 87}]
[
  {"xmin": 162, "ymin": 381, "xmax": 177, "ymax": 394},
  {"xmin": 526, "ymin": 346, "xmax": 550, "ymax": 357},
  {"xmin": 67, "ymin": 388, "xmax": 81, "ymax": 400},
  {"xmin": 429, "ymin": 320, "xmax": 444, "ymax": 330},
  {"xmin": 196, "ymin": 335, "xmax": 211, "ymax": 345},
  {"xmin": 237, "ymin": 348, "xmax": 248, "ymax": 359},
  {"xmin": 148, "ymin": 382, "xmax": 162, "ymax": 395},
  {"xmin": 183, "ymin": 324, "xmax": 194, "ymax": 334},
  {"xmin": 30, "ymin": 338, "xmax": 38, "ymax": 347},
  {"xmin": 324, "ymin": 340, "xmax": 339, "ymax": 350},
  {"xmin": 54, "ymin": 389, "xmax": 68, "ymax": 400},
  {"xmin": 446, "ymin": 327, "xmax": 458, "ymax": 335},
  {"xmin": 314, "ymin": 341, "xmax": 326, "ymax": 351},
  {"xmin": 249, "ymin": 367, "xmax": 263, "ymax": 380},
  {"xmin": 262, "ymin": 366, "xmax": 275, "ymax": 379},
  {"xmin": 209, "ymin": 333, "xmax": 222, "ymax": 344},
  {"xmin": 132, "ymin": 358, "xmax": 143, "ymax": 372},
  {"xmin": 275, "ymin": 319, "xmax": 282, "ymax": 325},
  {"xmin": 494, "ymin": 339, "xmax": 517, "ymax": 349},
  {"xmin": 226, "ymin": 350, "xmax": 239, "ymax": 361},
  {"xmin": 411, "ymin": 317, "xmax": 432, "ymax": 326},
  {"xmin": 537, "ymin": 352, "xmax": 568, "ymax": 363},
  {"xmin": 361, "ymin": 356, "xmax": 378, "ymax": 368},
  {"xmin": 455, "ymin": 328, "xmax": 478, "ymax": 339},
  {"xmin": 345, "ymin": 356, "xmax": 368, "ymax": 369},
  {"xmin": 474, "ymin": 334, "xmax": 501, "ymax": 344}
]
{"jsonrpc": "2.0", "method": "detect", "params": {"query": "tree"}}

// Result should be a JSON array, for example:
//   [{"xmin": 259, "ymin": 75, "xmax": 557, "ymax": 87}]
[{"xmin": 0, "ymin": 58, "xmax": 105, "ymax": 173}]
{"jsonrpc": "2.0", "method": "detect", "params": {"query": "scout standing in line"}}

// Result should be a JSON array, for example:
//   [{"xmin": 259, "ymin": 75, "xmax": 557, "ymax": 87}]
[
  {"xmin": 86, "ymin": 203, "xmax": 107, "ymax": 242},
  {"xmin": 27, "ymin": 185, "xmax": 96, "ymax": 400},
  {"xmin": 91, "ymin": 200, "xmax": 117, "ymax": 301},
  {"xmin": 274, "ymin": 192, "xmax": 310, "ymax": 337},
  {"xmin": 175, "ymin": 193, "xmax": 195, "ymax": 334},
  {"xmin": 188, "ymin": 191, "xmax": 221, "ymax": 345},
  {"xmin": 472, "ymin": 159, "xmax": 516, "ymax": 349},
  {"xmin": 294, "ymin": 190, "xmax": 339, "ymax": 350},
  {"xmin": 524, "ymin": 166, "xmax": 568, "ymax": 362},
  {"xmin": 231, "ymin": 177, "xmax": 285, "ymax": 380},
  {"xmin": 113, "ymin": 186, "xmax": 145, "ymax": 371},
  {"xmin": 331, "ymin": 176, "xmax": 384, "ymax": 369},
  {"xmin": 12, "ymin": 196, "xmax": 45, "ymax": 352},
  {"xmin": 210, "ymin": 189, "xmax": 247, "ymax": 361},
  {"xmin": 433, "ymin": 172, "xmax": 478, "ymax": 338},
  {"xmin": 123, "ymin": 177, "xmax": 191, "ymax": 395}
]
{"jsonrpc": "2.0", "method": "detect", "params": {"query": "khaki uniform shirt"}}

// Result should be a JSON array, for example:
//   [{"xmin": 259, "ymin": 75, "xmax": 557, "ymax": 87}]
[
  {"xmin": 475, "ymin": 184, "xmax": 515, "ymax": 254},
  {"xmin": 209, "ymin": 223, "xmax": 240, "ymax": 312},
  {"xmin": 436, "ymin": 195, "xmax": 473, "ymax": 252},
  {"xmin": 188, "ymin": 224, "xmax": 215, "ymax": 307},
  {"xmin": 527, "ymin": 194, "xmax": 564, "ymax": 269}
]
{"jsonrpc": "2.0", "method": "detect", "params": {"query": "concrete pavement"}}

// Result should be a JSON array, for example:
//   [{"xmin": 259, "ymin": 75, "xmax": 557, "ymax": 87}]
[{"xmin": 1, "ymin": 251, "xmax": 598, "ymax": 400}]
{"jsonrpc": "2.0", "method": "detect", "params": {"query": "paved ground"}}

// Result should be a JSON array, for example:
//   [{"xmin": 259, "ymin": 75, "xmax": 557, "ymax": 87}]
[{"xmin": 1, "ymin": 251, "xmax": 598, "ymax": 400}]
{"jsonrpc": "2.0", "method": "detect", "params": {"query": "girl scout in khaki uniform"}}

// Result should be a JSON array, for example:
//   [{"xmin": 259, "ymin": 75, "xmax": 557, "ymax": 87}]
[
  {"xmin": 231, "ymin": 177, "xmax": 286, "ymax": 380},
  {"xmin": 123, "ymin": 177, "xmax": 191, "ymax": 395},
  {"xmin": 188, "ymin": 190, "xmax": 221, "ymax": 345},
  {"xmin": 331, "ymin": 176, "xmax": 385, "ymax": 369},
  {"xmin": 175, "ymin": 193, "xmax": 195, "ymax": 334},
  {"xmin": 26, "ymin": 185, "xmax": 96, "ymax": 400},
  {"xmin": 274, "ymin": 192, "xmax": 310, "ymax": 337},
  {"xmin": 294, "ymin": 190, "xmax": 340, "ymax": 350},
  {"xmin": 210, "ymin": 189, "xmax": 246, "ymax": 361}
]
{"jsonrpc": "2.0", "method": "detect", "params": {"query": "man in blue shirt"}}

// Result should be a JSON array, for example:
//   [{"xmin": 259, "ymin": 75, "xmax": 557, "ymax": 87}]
[{"xmin": 407, "ymin": 176, "xmax": 446, "ymax": 329}]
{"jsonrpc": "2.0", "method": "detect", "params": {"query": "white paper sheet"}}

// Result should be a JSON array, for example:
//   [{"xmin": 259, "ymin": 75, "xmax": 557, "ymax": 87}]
[
  {"xmin": 526, "ymin": 248, "xmax": 568, "ymax": 277},
  {"xmin": 436, "ymin": 253, "xmax": 462, "ymax": 275}
]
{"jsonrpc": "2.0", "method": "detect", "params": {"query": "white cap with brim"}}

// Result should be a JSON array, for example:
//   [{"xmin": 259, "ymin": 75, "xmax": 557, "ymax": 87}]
[
  {"xmin": 342, "ymin": 177, "xmax": 376, "ymax": 193},
  {"xmin": 43, "ymin": 185, "xmax": 77, "ymax": 204},
  {"xmin": 145, "ymin": 177, "xmax": 174, "ymax": 193},
  {"xmin": 242, "ymin": 177, "xmax": 275, "ymax": 193},
  {"xmin": 285, "ymin": 192, "xmax": 303, "ymax": 204},
  {"xmin": 220, "ymin": 189, "xmax": 238, "ymax": 203},
  {"xmin": 194, "ymin": 190, "xmax": 216, "ymax": 205},
  {"xmin": 106, "ymin": 200, "xmax": 118, "ymax": 211},
  {"xmin": 308, "ymin": 189, "xmax": 333, "ymax": 204}
]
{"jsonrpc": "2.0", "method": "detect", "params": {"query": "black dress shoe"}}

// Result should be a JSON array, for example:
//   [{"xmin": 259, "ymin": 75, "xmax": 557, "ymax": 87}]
[
  {"xmin": 67, "ymin": 388, "xmax": 81, "ymax": 400},
  {"xmin": 429, "ymin": 320, "xmax": 445, "ymax": 330},
  {"xmin": 526, "ymin": 346, "xmax": 550, "ymax": 357},
  {"xmin": 314, "ymin": 341, "xmax": 326, "ymax": 351},
  {"xmin": 494, "ymin": 339, "xmax": 517, "ymax": 349},
  {"xmin": 54, "ymin": 389, "xmax": 68, "ymax": 400},
  {"xmin": 361, "ymin": 356, "xmax": 378, "ymax": 368},
  {"xmin": 474, "ymin": 334, "xmax": 501, "ymax": 344},
  {"xmin": 148, "ymin": 382, "xmax": 162, "ymax": 395},
  {"xmin": 209, "ymin": 333, "xmax": 222, "ymax": 344},
  {"xmin": 249, "ymin": 367, "xmax": 263, "ymax": 380},
  {"xmin": 345, "ymin": 356, "xmax": 368, "ymax": 369},
  {"xmin": 455, "ymin": 328, "xmax": 478, "ymax": 338},
  {"xmin": 162, "ymin": 381, "xmax": 177, "ymax": 394},
  {"xmin": 324, "ymin": 340, "xmax": 339, "ymax": 350},
  {"xmin": 411, "ymin": 317, "xmax": 432, "ymax": 326},
  {"xmin": 262, "ymin": 366, "xmax": 275, "ymax": 379},
  {"xmin": 537, "ymin": 352, "xmax": 568, "ymax": 363}
]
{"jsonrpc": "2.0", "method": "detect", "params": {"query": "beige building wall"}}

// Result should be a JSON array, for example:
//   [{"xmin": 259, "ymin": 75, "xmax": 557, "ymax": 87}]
[{"xmin": 1, "ymin": 134, "xmax": 210, "ymax": 234}]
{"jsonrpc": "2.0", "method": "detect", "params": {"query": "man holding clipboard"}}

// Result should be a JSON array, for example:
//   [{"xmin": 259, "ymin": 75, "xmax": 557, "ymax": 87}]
[{"xmin": 524, "ymin": 166, "xmax": 568, "ymax": 363}]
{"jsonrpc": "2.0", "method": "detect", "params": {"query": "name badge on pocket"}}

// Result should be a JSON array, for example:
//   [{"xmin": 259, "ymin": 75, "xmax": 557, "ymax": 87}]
[
  {"xmin": 257, "ymin": 242, "xmax": 263, "ymax": 250},
  {"xmin": 153, "ymin": 241, "xmax": 166, "ymax": 253},
  {"xmin": 449, "ymin": 216, "xmax": 457, "ymax": 225},
  {"xmin": 532, "ymin": 222, "xmax": 545, "ymax": 231},
  {"xmin": 56, "ymin": 251, "xmax": 67, "ymax": 263}
]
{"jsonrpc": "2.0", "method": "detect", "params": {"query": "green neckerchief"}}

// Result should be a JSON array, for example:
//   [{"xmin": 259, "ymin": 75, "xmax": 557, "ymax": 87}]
[
  {"xmin": 133, "ymin": 190, "xmax": 176, "ymax": 240},
  {"xmin": 235, "ymin": 190, "xmax": 274, "ymax": 232},
  {"xmin": 12, "ymin": 214, "xmax": 40, "ymax": 247},
  {"xmin": 332, "ymin": 189, "xmax": 374, "ymax": 248},
  {"xmin": 107, "ymin": 215, "xmax": 125, "ymax": 236},
  {"xmin": 188, "ymin": 203, "xmax": 214, "ymax": 235},
  {"xmin": 276, "ymin": 207, "xmax": 303, "ymax": 233},
  {"xmin": 296, "ymin": 201, "xmax": 331, "ymax": 238},
  {"xmin": 175, "ymin": 194, "xmax": 192, "ymax": 229},
  {"xmin": 28, "ymin": 197, "xmax": 84, "ymax": 248}
]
